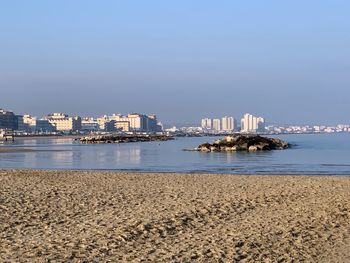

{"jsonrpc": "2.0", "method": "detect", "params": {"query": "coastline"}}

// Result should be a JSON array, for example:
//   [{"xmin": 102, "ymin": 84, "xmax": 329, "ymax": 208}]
[
  {"xmin": 0, "ymin": 148, "xmax": 35, "ymax": 153},
  {"xmin": 1, "ymin": 170, "xmax": 349, "ymax": 262},
  {"xmin": 0, "ymin": 148, "xmax": 67, "ymax": 153},
  {"xmin": 13, "ymin": 135, "xmax": 81, "ymax": 140}
]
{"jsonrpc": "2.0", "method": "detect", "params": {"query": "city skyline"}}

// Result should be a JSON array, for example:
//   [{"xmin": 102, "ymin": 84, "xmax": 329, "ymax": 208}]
[
  {"xmin": 1, "ymin": 106, "xmax": 350, "ymax": 127},
  {"xmin": 1, "ymin": 1, "xmax": 349, "ymax": 124}
]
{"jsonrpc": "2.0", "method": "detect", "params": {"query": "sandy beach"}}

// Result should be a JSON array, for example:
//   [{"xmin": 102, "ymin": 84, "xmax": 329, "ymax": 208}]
[
  {"xmin": 0, "ymin": 170, "xmax": 349, "ymax": 262},
  {"xmin": 0, "ymin": 148, "xmax": 35, "ymax": 153}
]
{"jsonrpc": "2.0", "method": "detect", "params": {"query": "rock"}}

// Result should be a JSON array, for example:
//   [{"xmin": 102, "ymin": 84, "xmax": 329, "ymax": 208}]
[
  {"xmin": 210, "ymin": 146, "xmax": 219, "ymax": 152},
  {"xmin": 195, "ymin": 135, "xmax": 290, "ymax": 153},
  {"xmin": 225, "ymin": 136, "xmax": 236, "ymax": 142},
  {"xmin": 80, "ymin": 134, "xmax": 174, "ymax": 144},
  {"xmin": 197, "ymin": 143, "xmax": 211, "ymax": 152},
  {"xmin": 248, "ymin": 146, "xmax": 258, "ymax": 152}
]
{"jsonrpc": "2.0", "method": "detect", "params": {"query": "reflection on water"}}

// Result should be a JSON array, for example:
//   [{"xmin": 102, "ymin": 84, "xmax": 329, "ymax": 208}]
[{"xmin": 1, "ymin": 134, "xmax": 350, "ymax": 174}]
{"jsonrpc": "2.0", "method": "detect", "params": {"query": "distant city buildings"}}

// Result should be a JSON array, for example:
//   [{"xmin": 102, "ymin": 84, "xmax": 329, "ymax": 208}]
[
  {"xmin": 36, "ymin": 120, "xmax": 56, "ymax": 132},
  {"xmin": 16, "ymin": 115, "xmax": 25, "ymax": 131},
  {"xmin": 99, "ymin": 113, "xmax": 162, "ymax": 132},
  {"xmin": 201, "ymin": 115, "xmax": 240, "ymax": 132},
  {"xmin": 266, "ymin": 124, "xmax": 350, "ymax": 134},
  {"xmin": 222, "ymin": 116, "xmax": 236, "ymax": 131},
  {"xmin": 201, "ymin": 118, "xmax": 212, "ymax": 130},
  {"xmin": 212, "ymin": 119, "xmax": 221, "ymax": 131},
  {"xmin": 201, "ymin": 116, "xmax": 235, "ymax": 132},
  {"xmin": 46, "ymin": 113, "xmax": 82, "ymax": 132},
  {"xmin": 0, "ymin": 109, "xmax": 23, "ymax": 131},
  {"xmin": 81, "ymin": 118, "xmax": 99, "ymax": 132},
  {"xmin": 2, "ymin": 107, "xmax": 350, "ymax": 136},
  {"xmin": 23, "ymin": 114, "xmax": 37, "ymax": 132},
  {"xmin": 240, "ymin": 113, "xmax": 265, "ymax": 133},
  {"xmin": 22, "ymin": 114, "xmax": 56, "ymax": 133},
  {"xmin": 96, "ymin": 115, "xmax": 109, "ymax": 131}
]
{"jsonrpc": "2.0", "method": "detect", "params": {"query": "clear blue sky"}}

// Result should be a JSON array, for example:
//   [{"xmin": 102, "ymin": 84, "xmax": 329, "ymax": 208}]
[{"xmin": 0, "ymin": 1, "xmax": 349, "ymax": 125}]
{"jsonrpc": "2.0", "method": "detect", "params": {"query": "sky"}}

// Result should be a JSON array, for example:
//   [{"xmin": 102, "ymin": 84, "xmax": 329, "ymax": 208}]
[{"xmin": 0, "ymin": 1, "xmax": 349, "ymax": 125}]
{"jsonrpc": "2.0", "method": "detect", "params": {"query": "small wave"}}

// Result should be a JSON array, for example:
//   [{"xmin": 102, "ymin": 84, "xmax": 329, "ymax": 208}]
[{"xmin": 320, "ymin": 164, "xmax": 350, "ymax": 167}]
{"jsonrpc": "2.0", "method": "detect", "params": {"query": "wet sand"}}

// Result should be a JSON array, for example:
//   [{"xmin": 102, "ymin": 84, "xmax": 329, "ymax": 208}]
[
  {"xmin": 0, "ymin": 148, "xmax": 35, "ymax": 153},
  {"xmin": 0, "ymin": 147, "xmax": 68, "ymax": 153},
  {"xmin": 0, "ymin": 170, "xmax": 349, "ymax": 262}
]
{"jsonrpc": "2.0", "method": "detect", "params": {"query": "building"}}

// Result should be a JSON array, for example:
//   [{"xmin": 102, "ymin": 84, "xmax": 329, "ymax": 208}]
[
  {"xmin": 15, "ymin": 115, "xmax": 25, "ymax": 131},
  {"xmin": 36, "ymin": 119, "xmax": 56, "ymax": 132},
  {"xmin": 46, "ymin": 113, "xmax": 82, "ymax": 132},
  {"xmin": 96, "ymin": 115, "xmax": 109, "ymax": 130},
  {"xmin": 201, "ymin": 118, "xmax": 212, "ymax": 130},
  {"xmin": 147, "ymin": 114, "xmax": 162, "ymax": 132},
  {"xmin": 105, "ymin": 120, "xmax": 131, "ymax": 132},
  {"xmin": 102, "ymin": 113, "xmax": 162, "ymax": 132},
  {"xmin": 23, "ymin": 114, "xmax": 37, "ymax": 132},
  {"xmin": 104, "ymin": 120, "xmax": 117, "ymax": 132},
  {"xmin": 115, "ymin": 121, "xmax": 130, "ymax": 132},
  {"xmin": 212, "ymin": 119, "xmax": 221, "ymax": 131},
  {"xmin": 241, "ymin": 113, "xmax": 265, "ymax": 133},
  {"xmin": 221, "ymin": 116, "xmax": 236, "ymax": 131},
  {"xmin": 81, "ymin": 118, "xmax": 99, "ymax": 131},
  {"xmin": 0, "ymin": 109, "xmax": 17, "ymax": 130},
  {"xmin": 0, "ymin": 109, "xmax": 25, "ymax": 131}
]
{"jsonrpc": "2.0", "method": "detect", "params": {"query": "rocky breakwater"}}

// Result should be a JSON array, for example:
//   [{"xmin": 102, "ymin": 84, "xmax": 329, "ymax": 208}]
[
  {"xmin": 80, "ymin": 134, "xmax": 174, "ymax": 144},
  {"xmin": 196, "ymin": 135, "xmax": 289, "ymax": 152}
]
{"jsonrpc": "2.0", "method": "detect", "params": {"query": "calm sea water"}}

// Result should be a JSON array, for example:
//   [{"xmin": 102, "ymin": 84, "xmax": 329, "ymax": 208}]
[{"xmin": 0, "ymin": 133, "xmax": 350, "ymax": 175}]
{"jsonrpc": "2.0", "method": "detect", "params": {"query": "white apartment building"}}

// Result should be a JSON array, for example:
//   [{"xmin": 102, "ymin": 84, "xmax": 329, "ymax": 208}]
[
  {"xmin": 81, "ymin": 118, "xmax": 99, "ymax": 131},
  {"xmin": 212, "ymin": 119, "xmax": 221, "ymax": 131},
  {"xmin": 108, "ymin": 113, "xmax": 144, "ymax": 131},
  {"xmin": 240, "ymin": 113, "xmax": 265, "ymax": 133},
  {"xmin": 221, "ymin": 116, "xmax": 236, "ymax": 131},
  {"xmin": 100, "ymin": 113, "xmax": 161, "ymax": 132},
  {"xmin": 46, "ymin": 113, "xmax": 82, "ymax": 132},
  {"xmin": 97, "ymin": 115, "xmax": 109, "ymax": 130},
  {"xmin": 201, "ymin": 118, "xmax": 212, "ymax": 130},
  {"xmin": 23, "ymin": 114, "xmax": 37, "ymax": 131}
]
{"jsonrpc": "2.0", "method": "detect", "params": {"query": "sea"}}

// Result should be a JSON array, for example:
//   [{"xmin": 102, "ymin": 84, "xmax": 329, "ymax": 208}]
[{"xmin": 0, "ymin": 133, "xmax": 350, "ymax": 175}]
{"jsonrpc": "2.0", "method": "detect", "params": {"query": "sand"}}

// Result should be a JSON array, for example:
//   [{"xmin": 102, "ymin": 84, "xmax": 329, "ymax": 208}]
[
  {"xmin": 0, "ymin": 170, "xmax": 349, "ymax": 262},
  {"xmin": 0, "ymin": 148, "xmax": 34, "ymax": 153}
]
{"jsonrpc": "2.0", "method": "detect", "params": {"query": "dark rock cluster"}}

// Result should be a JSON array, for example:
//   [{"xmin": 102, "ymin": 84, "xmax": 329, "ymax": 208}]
[
  {"xmin": 196, "ymin": 135, "xmax": 289, "ymax": 152},
  {"xmin": 79, "ymin": 134, "xmax": 173, "ymax": 144}
]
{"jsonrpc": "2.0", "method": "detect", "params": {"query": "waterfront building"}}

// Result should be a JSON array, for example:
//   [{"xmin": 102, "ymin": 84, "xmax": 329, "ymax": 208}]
[
  {"xmin": 104, "ymin": 120, "xmax": 131, "ymax": 132},
  {"xmin": 46, "ymin": 113, "xmax": 82, "ymax": 132},
  {"xmin": 104, "ymin": 113, "xmax": 162, "ymax": 132},
  {"xmin": 0, "ymin": 109, "xmax": 14, "ymax": 130},
  {"xmin": 0, "ymin": 109, "xmax": 24, "ymax": 131},
  {"xmin": 0, "ymin": 109, "xmax": 17, "ymax": 130},
  {"xmin": 36, "ymin": 119, "xmax": 56, "ymax": 132},
  {"xmin": 119, "ymin": 114, "xmax": 143, "ymax": 131},
  {"xmin": 201, "ymin": 118, "xmax": 212, "ymax": 130},
  {"xmin": 96, "ymin": 115, "xmax": 109, "ymax": 130},
  {"xmin": 81, "ymin": 118, "xmax": 99, "ymax": 131},
  {"xmin": 15, "ymin": 115, "xmax": 25, "ymax": 131},
  {"xmin": 115, "ymin": 121, "xmax": 130, "ymax": 132},
  {"xmin": 221, "ymin": 116, "xmax": 236, "ymax": 131},
  {"xmin": 212, "ymin": 119, "xmax": 221, "ymax": 131},
  {"xmin": 23, "ymin": 114, "xmax": 37, "ymax": 132},
  {"xmin": 147, "ymin": 114, "xmax": 162, "ymax": 132},
  {"xmin": 104, "ymin": 120, "xmax": 117, "ymax": 132},
  {"xmin": 241, "ymin": 113, "xmax": 265, "ymax": 133}
]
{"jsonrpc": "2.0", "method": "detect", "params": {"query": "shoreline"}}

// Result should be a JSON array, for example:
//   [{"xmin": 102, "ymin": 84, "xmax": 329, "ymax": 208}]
[
  {"xmin": 0, "ymin": 148, "xmax": 35, "ymax": 153},
  {"xmin": 1, "ymin": 167, "xmax": 350, "ymax": 176},
  {"xmin": 1, "ymin": 170, "xmax": 349, "ymax": 262},
  {"xmin": 0, "ymin": 148, "xmax": 67, "ymax": 153}
]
